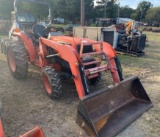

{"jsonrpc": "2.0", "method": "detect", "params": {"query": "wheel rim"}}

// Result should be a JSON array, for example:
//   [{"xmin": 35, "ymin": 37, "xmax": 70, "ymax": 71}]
[
  {"xmin": 8, "ymin": 48, "xmax": 16, "ymax": 72},
  {"xmin": 43, "ymin": 74, "xmax": 52, "ymax": 94}
]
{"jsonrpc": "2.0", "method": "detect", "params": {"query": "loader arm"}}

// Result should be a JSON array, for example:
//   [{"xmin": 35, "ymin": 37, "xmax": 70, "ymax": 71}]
[{"xmin": 93, "ymin": 42, "xmax": 121, "ymax": 83}]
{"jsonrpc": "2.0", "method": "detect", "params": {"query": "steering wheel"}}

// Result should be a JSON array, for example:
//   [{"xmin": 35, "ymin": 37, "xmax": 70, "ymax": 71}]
[{"xmin": 32, "ymin": 24, "xmax": 48, "ymax": 38}]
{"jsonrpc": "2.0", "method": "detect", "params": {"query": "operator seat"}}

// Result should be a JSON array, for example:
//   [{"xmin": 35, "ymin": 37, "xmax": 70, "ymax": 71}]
[{"xmin": 32, "ymin": 24, "xmax": 48, "ymax": 38}]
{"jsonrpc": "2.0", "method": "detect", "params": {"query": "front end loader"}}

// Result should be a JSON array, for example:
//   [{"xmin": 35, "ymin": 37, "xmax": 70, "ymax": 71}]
[
  {"xmin": 3, "ymin": 0, "xmax": 153, "ymax": 136},
  {"xmin": 77, "ymin": 76, "xmax": 152, "ymax": 137}
]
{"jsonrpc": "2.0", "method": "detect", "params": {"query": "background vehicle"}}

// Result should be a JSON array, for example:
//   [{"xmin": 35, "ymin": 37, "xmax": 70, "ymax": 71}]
[
  {"xmin": 0, "ymin": 20, "xmax": 10, "ymax": 34},
  {"xmin": 116, "ymin": 21, "xmax": 146, "ymax": 56},
  {"xmin": 74, "ymin": 18, "xmax": 146, "ymax": 56},
  {"xmin": 96, "ymin": 18, "xmax": 117, "ymax": 27}
]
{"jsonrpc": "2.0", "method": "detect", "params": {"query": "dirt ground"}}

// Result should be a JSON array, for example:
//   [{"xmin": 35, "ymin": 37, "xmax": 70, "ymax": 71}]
[{"xmin": 0, "ymin": 32, "xmax": 160, "ymax": 137}]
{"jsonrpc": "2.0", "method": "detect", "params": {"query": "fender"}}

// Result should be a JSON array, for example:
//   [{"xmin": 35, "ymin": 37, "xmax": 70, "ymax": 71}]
[{"xmin": 12, "ymin": 32, "xmax": 36, "ymax": 63}]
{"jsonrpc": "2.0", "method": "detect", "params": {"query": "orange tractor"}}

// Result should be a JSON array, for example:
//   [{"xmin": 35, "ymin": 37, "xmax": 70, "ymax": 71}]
[{"xmin": 2, "ymin": 0, "xmax": 152, "ymax": 136}]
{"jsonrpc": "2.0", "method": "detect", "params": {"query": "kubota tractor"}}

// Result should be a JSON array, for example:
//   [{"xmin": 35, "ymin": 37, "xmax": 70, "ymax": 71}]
[
  {"xmin": 3, "ymin": 0, "xmax": 152, "ymax": 137},
  {"xmin": 7, "ymin": 0, "xmax": 123, "ymax": 99}
]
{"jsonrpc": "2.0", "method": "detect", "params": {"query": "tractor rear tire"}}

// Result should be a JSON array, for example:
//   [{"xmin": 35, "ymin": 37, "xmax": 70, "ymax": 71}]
[
  {"xmin": 42, "ymin": 67, "xmax": 62, "ymax": 99},
  {"xmin": 7, "ymin": 41, "xmax": 28, "ymax": 79}
]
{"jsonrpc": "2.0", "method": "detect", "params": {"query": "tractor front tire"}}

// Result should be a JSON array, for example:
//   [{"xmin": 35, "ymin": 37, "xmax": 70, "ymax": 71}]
[
  {"xmin": 7, "ymin": 41, "xmax": 28, "ymax": 79},
  {"xmin": 42, "ymin": 67, "xmax": 62, "ymax": 99},
  {"xmin": 114, "ymin": 58, "xmax": 123, "ymax": 81}
]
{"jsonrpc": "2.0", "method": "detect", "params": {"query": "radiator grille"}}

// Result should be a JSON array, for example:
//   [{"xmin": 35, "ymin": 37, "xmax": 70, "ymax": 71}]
[{"xmin": 103, "ymin": 31, "xmax": 114, "ymax": 46}]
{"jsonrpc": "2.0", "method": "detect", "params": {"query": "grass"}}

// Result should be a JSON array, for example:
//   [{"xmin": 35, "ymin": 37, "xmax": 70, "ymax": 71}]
[
  {"xmin": 0, "ymin": 34, "xmax": 8, "ymax": 39},
  {"xmin": 0, "ymin": 52, "xmax": 6, "ymax": 62},
  {"xmin": 144, "ymin": 32, "xmax": 160, "ymax": 42},
  {"xmin": 117, "ymin": 31, "xmax": 160, "ymax": 78}
]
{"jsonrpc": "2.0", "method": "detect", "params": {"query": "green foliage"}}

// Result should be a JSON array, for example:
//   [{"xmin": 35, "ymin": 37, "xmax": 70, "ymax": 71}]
[
  {"xmin": 0, "ymin": 0, "xmax": 14, "ymax": 19},
  {"xmin": 53, "ymin": 0, "xmax": 81, "ymax": 22},
  {"xmin": 96, "ymin": 0, "xmax": 118, "ymax": 5},
  {"xmin": 0, "ymin": 0, "xmax": 157, "ymax": 23},
  {"xmin": 94, "ymin": 0, "xmax": 118, "ymax": 18},
  {"xmin": 146, "ymin": 7, "xmax": 160, "ymax": 22},
  {"xmin": 85, "ymin": 0, "xmax": 94, "ymax": 19},
  {"xmin": 120, "ymin": 6, "xmax": 134, "ymax": 18},
  {"xmin": 131, "ymin": 1, "xmax": 153, "ymax": 21},
  {"xmin": 54, "ymin": 0, "xmax": 94, "ymax": 22}
]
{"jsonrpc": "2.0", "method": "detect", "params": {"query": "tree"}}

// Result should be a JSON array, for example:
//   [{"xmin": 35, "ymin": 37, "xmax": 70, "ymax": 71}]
[
  {"xmin": 54, "ymin": 0, "xmax": 94, "ymax": 23},
  {"xmin": 94, "ymin": 0, "xmax": 119, "ymax": 18},
  {"xmin": 54, "ymin": 0, "xmax": 81, "ymax": 22},
  {"xmin": 85, "ymin": 0, "xmax": 95, "ymax": 20},
  {"xmin": 146, "ymin": 7, "xmax": 160, "ymax": 26},
  {"xmin": 96, "ymin": 0, "xmax": 118, "ymax": 5},
  {"xmin": 120, "ymin": 6, "xmax": 134, "ymax": 18},
  {"xmin": 0, "ymin": 0, "xmax": 14, "ymax": 19},
  {"xmin": 131, "ymin": 1, "xmax": 153, "ymax": 21}
]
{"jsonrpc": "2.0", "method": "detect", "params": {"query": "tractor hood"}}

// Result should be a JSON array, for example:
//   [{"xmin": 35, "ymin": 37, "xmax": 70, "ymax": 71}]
[
  {"xmin": 49, "ymin": 35, "xmax": 116, "ymax": 58},
  {"xmin": 50, "ymin": 36, "xmax": 97, "ymax": 46}
]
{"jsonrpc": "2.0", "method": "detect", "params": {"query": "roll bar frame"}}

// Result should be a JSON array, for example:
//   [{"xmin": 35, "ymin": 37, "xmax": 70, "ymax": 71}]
[{"xmin": 14, "ymin": 0, "xmax": 52, "ymax": 26}]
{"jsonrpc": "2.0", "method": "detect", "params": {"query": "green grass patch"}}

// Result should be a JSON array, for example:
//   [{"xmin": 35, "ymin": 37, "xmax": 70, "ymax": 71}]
[
  {"xmin": 0, "ymin": 34, "xmax": 8, "ymax": 39},
  {"xmin": 0, "ymin": 53, "xmax": 6, "ymax": 62},
  {"xmin": 118, "ymin": 54, "xmax": 156, "ymax": 68},
  {"xmin": 144, "ymin": 32, "xmax": 160, "ymax": 42}
]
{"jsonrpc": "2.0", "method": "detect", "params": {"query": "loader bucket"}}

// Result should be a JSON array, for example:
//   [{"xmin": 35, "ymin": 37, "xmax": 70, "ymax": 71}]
[{"xmin": 76, "ymin": 76, "xmax": 153, "ymax": 137}]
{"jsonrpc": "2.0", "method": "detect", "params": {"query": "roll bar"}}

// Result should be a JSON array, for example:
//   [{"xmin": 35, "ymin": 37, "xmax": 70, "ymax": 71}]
[{"xmin": 14, "ymin": 0, "xmax": 52, "ymax": 26}]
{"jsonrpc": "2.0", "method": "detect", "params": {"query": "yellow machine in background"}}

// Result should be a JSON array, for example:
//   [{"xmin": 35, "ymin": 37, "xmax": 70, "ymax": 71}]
[
  {"xmin": 125, "ymin": 21, "xmax": 142, "ymax": 35},
  {"xmin": 74, "ymin": 19, "xmax": 146, "ymax": 56},
  {"xmin": 125, "ymin": 21, "xmax": 134, "ymax": 35}
]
